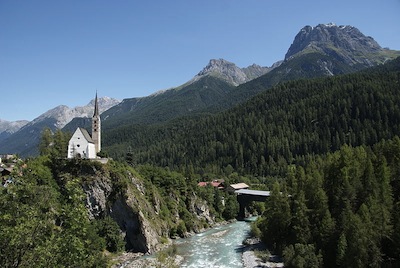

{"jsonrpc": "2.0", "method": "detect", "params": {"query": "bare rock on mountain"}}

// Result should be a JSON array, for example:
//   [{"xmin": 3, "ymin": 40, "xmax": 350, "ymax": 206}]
[
  {"xmin": 285, "ymin": 23, "xmax": 392, "ymax": 66},
  {"xmin": 0, "ymin": 119, "xmax": 29, "ymax": 142},
  {"xmin": 33, "ymin": 96, "xmax": 121, "ymax": 129},
  {"xmin": 190, "ymin": 58, "xmax": 275, "ymax": 86}
]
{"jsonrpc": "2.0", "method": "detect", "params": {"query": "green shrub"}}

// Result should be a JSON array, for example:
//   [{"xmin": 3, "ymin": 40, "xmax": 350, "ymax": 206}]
[{"xmin": 94, "ymin": 216, "xmax": 125, "ymax": 253}]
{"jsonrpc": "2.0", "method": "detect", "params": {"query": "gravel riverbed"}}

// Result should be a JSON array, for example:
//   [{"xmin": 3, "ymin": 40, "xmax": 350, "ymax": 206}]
[{"xmin": 241, "ymin": 239, "xmax": 284, "ymax": 268}]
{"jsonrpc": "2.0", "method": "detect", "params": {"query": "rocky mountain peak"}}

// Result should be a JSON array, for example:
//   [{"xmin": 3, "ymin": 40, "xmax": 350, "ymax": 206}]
[
  {"xmin": 285, "ymin": 23, "xmax": 382, "ymax": 65},
  {"xmin": 191, "ymin": 58, "xmax": 272, "ymax": 86},
  {"xmin": 196, "ymin": 58, "xmax": 248, "ymax": 86},
  {"xmin": 32, "ymin": 96, "xmax": 121, "ymax": 129}
]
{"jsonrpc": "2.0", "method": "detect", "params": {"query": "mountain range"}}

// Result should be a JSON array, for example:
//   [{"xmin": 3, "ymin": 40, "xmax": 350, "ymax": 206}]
[
  {"xmin": 0, "ymin": 97, "xmax": 120, "ymax": 156},
  {"xmin": 1, "ymin": 23, "xmax": 399, "ymax": 157},
  {"xmin": 0, "ymin": 120, "xmax": 29, "ymax": 143}
]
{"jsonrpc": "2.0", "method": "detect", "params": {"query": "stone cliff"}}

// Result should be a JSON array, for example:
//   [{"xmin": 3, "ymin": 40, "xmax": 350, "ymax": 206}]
[
  {"xmin": 80, "ymin": 165, "xmax": 165, "ymax": 253},
  {"xmin": 78, "ymin": 161, "xmax": 216, "ymax": 254}
]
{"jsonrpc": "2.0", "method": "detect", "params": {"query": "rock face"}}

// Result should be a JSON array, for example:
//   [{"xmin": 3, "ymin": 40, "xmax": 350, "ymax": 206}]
[
  {"xmin": 285, "ymin": 23, "xmax": 389, "ymax": 66},
  {"xmin": 81, "ymin": 169, "xmax": 165, "ymax": 254},
  {"xmin": 82, "ymin": 174, "xmax": 112, "ymax": 219},
  {"xmin": 110, "ymin": 197, "xmax": 160, "ymax": 253},
  {"xmin": 189, "ymin": 193, "xmax": 214, "ymax": 226},
  {"xmin": 80, "ymin": 165, "xmax": 220, "ymax": 253}
]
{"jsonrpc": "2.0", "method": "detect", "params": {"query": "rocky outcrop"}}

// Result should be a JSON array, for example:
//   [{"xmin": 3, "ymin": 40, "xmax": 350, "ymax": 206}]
[
  {"xmin": 189, "ymin": 193, "xmax": 214, "ymax": 225},
  {"xmin": 81, "ymin": 169, "xmax": 166, "ymax": 254},
  {"xmin": 110, "ymin": 196, "xmax": 160, "ymax": 253},
  {"xmin": 82, "ymin": 174, "xmax": 112, "ymax": 219},
  {"xmin": 242, "ymin": 63, "xmax": 273, "ymax": 80}
]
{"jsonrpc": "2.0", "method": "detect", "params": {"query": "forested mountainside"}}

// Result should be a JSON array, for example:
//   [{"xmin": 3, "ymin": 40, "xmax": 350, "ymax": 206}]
[{"xmin": 103, "ymin": 57, "xmax": 400, "ymax": 176}]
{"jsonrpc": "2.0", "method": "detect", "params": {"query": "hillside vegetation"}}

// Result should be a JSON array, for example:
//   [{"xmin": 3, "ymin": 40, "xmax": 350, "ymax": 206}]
[
  {"xmin": 257, "ymin": 137, "xmax": 400, "ymax": 267},
  {"xmin": 0, "ymin": 138, "xmax": 243, "ymax": 267}
]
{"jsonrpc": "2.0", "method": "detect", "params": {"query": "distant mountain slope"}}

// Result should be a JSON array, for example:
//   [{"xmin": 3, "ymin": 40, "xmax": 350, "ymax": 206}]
[
  {"xmin": 0, "ymin": 97, "xmax": 120, "ymax": 156},
  {"xmin": 0, "ymin": 119, "xmax": 29, "ymax": 143},
  {"xmin": 99, "ymin": 59, "xmax": 275, "ymax": 129},
  {"xmin": 100, "ymin": 75, "xmax": 236, "ymax": 129}
]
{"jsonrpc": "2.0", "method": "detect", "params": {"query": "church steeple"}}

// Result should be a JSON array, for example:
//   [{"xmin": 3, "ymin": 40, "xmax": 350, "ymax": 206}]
[
  {"xmin": 93, "ymin": 91, "xmax": 99, "ymax": 117},
  {"xmin": 92, "ymin": 92, "xmax": 101, "ymax": 155}
]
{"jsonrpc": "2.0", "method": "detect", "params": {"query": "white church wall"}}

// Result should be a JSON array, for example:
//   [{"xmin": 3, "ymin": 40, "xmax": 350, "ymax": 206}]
[{"xmin": 67, "ymin": 128, "xmax": 96, "ymax": 159}]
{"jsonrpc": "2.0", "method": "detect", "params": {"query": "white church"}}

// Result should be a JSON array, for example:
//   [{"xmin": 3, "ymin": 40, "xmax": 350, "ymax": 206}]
[{"xmin": 67, "ymin": 93, "xmax": 101, "ymax": 159}]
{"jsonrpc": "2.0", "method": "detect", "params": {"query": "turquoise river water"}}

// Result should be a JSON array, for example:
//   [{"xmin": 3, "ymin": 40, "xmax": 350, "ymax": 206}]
[{"xmin": 175, "ymin": 219, "xmax": 254, "ymax": 268}]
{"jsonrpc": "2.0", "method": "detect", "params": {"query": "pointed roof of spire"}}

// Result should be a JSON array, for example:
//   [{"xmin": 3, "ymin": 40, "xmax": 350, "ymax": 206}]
[{"xmin": 93, "ymin": 91, "xmax": 99, "ymax": 117}]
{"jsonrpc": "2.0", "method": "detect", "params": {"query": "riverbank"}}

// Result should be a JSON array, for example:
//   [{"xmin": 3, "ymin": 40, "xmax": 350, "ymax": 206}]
[
  {"xmin": 111, "ymin": 252, "xmax": 184, "ymax": 268},
  {"xmin": 112, "ymin": 219, "xmax": 285, "ymax": 267},
  {"xmin": 112, "ymin": 220, "xmax": 234, "ymax": 267},
  {"xmin": 242, "ymin": 238, "xmax": 284, "ymax": 268}
]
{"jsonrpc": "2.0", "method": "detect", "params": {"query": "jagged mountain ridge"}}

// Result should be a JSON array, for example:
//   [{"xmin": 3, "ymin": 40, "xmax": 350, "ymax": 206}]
[{"xmin": 31, "ymin": 96, "xmax": 120, "ymax": 129}]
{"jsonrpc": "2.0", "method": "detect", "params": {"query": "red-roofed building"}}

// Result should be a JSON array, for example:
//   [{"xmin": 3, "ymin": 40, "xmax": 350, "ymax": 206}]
[{"xmin": 197, "ymin": 179, "xmax": 225, "ymax": 189}]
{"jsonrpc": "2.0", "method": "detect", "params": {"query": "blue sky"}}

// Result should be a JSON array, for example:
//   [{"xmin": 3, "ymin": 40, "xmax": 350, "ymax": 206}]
[{"xmin": 1, "ymin": 0, "xmax": 399, "ymax": 121}]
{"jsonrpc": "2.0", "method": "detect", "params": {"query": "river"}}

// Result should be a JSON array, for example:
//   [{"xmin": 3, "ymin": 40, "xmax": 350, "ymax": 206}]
[{"xmin": 175, "ymin": 219, "xmax": 255, "ymax": 268}]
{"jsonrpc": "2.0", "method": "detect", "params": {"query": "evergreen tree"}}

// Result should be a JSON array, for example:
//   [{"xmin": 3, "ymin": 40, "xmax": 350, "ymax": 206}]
[{"xmin": 261, "ymin": 182, "xmax": 291, "ymax": 254}]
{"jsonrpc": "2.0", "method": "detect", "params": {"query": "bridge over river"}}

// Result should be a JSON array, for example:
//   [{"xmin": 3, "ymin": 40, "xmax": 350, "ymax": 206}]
[{"xmin": 235, "ymin": 189, "xmax": 271, "ymax": 219}]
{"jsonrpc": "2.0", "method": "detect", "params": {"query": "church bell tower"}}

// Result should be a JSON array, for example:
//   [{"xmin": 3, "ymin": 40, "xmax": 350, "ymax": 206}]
[{"xmin": 92, "ymin": 92, "xmax": 101, "ymax": 155}]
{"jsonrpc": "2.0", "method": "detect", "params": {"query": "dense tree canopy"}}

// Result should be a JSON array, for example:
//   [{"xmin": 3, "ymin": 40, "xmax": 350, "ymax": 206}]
[{"xmin": 256, "ymin": 139, "xmax": 400, "ymax": 267}]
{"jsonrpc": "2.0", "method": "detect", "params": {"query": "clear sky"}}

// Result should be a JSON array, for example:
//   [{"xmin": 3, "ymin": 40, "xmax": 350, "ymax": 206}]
[{"xmin": 1, "ymin": 0, "xmax": 399, "ymax": 121}]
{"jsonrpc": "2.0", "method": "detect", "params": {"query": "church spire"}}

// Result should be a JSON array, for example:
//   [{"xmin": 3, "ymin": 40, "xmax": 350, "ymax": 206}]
[
  {"xmin": 92, "ymin": 91, "xmax": 101, "ymax": 155},
  {"xmin": 93, "ymin": 91, "xmax": 99, "ymax": 117}
]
